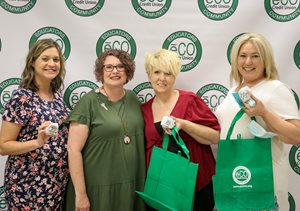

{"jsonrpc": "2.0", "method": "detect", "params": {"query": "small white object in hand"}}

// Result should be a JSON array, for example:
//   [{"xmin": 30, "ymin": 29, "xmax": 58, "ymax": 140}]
[
  {"xmin": 161, "ymin": 116, "xmax": 175, "ymax": 129},
  {"xmin": 238, "ymin": 86, "xmax": 256, "ymax": 107},
  {"xmin": 45, "ymin": 123, "xmax": 59, "ymax": 136}
]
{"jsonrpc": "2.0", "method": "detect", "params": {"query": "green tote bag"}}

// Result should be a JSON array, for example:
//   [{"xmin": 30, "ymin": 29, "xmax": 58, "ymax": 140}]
[
  {"xmin": 136, "ymin": 127, "xmax": 198, "ymax": 211},
  {"xmin": 213, "ymin": 109, "xmax": 275, "ymax": 211}
]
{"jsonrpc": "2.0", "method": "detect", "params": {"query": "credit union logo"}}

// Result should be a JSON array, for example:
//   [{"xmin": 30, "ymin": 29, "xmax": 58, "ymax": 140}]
[
  {"xmin": 65, "ymin": 0, "xmax": 105, "ymax": 16},
  {"xmin": 196, "ymin": 83, "xmax": 228, "ymax": 112},
  {"xmin": 0, "ymin": 0, "xmax": 36, "ymax": 14},
  {"xmin": 63, "ymin": 80, "xmax": 99, "ymax": 109},
  {"xmin": 133, "ymin": 82, "xmax": 154, "ymax": 104},
  {"xmin": 162, "ymin": 31, "xmax": 202, "ymax": 72},
  {"xmin": 96, "ymin": 29, "xmax": 137, "ymax": 59},
  {"xmin": 265, "ymin": 0, "xmax": 300, "ymax": 22},
  {"xmin": 198, "ymin": 0, "xmax": 238, "ymax": 21},
  {"xmin": 131, "ymin": 0, "xmax": 171, "ymax": 19},
  {"xmin": 0, "ymin": 78, "xmax": 21, "ymax": 115},
  {"xmin": 29, "ymin": 27, "xmax": 71, "ymax": 60}
]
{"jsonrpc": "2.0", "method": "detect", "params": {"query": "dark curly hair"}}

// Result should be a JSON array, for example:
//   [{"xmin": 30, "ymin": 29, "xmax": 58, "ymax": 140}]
[{"xmin": 94, "ymin": 49, "xmax": 135, "ymax": 84}]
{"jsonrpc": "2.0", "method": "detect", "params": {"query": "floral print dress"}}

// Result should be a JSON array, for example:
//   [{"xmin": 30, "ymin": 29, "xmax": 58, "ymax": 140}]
[{"xmin": 2, "ymin": 88, "xmax": 70, "ymax": 210}]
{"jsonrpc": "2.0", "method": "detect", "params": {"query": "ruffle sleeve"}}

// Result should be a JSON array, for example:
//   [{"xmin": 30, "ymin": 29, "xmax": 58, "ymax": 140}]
[{"xmin": 2, "ymin": 88, "xmax": 33, "ymax": 126}]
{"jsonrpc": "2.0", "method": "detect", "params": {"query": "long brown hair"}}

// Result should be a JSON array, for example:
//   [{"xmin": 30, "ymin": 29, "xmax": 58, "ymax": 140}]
[{"xmin": 20, "ymin": 38, "xmax": 66, "ymax": 93}]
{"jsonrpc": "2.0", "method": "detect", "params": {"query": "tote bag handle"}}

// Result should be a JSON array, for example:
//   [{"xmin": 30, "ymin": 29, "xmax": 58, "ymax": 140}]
[
  {"xmin": 226, "ymin": 108, "xmax": 256, "ymax": 141},
  {"xmin": 162, "ymin": 126, "xmax": 191, "ymax": 160}
]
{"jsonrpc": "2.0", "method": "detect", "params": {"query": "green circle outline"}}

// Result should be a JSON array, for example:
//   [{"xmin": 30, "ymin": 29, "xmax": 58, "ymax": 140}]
[
  {"xmin": 0, "ymin": 78, "xmax": 21, "ymax": 114},
  {"xmin": 162, "ymin": 31, "xmax": 202, "ymax": 72},
  {"xmin": 63, "ymin": 80, "xmax": 99, "ymax": 109},
  {"xmin": 65, "ymin": 0, "xmax": 105, "ymax": 17},
  {"xmin": 131, "ymin": 0, "xmax": 172, "ymax": 19},
  {"xmin": 289, "ymin": 144, "xmax": 300, "ymax": 175},
  {"xmin": 264, "ymin": 0, "xmax": 300, "ymax": 22},
  {"xmin": 0, "ymin": 0, "xmax": 36, "ymax": 14},
  {"xmin": 96, "ymin": 29, "xmax": 137, "ymax": 59},
  {"xmin": 198, "ymin": 0, "xmax": 239, "ymax": 21},
  {"xmin": 293, "ymin": 40, "xmax": 300, "ymax": 70},
  {"xmin": 29, "ymin": 26, "xmax": 71, "ymax": 60},
  {"xmin": 227, "ymin": 33, "xmax": 245, "ymax": 64}
]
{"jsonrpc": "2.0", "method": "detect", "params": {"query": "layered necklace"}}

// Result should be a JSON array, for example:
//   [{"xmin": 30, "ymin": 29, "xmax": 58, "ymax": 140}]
[{"xmin": 99, "ymin": 86, "xmax": 131, "ymax": 144}]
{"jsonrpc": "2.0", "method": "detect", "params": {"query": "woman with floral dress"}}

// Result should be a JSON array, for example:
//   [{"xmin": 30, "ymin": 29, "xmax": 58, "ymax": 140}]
[{"xmin": 0, "ymin": 39, "xmax": 70, "ymax": 210}]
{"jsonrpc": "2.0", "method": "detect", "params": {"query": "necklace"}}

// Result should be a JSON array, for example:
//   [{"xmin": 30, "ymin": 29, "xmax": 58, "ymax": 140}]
[{"xmin": 101, "ymin": 86, "xmax": 131, "ymax": 144}]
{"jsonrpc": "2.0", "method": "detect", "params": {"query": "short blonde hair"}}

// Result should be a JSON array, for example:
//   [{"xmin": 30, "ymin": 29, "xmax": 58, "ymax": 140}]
[
  {"xmin": 230, "ymin": 33, "xmax": 278, "ymax": 85},
  {"xmin": 144, "ymin": 49, "xmax": 181, "ymax": 77}
]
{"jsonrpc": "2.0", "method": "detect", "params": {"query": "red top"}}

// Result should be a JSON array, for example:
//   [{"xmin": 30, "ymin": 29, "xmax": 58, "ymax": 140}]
[{"xmin": 141, "ymin": 90, "xmax": 220, "ymax": 191}]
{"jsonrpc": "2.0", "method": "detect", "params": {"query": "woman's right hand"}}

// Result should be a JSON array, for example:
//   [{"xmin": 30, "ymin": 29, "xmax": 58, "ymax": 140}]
[
  {"xmin": 36, "ymin": 121, "xmax": 52, "ymax": 147},
  {"xmin": 75, "ymin": 193, "xmax": 90, "ymax": 211}
]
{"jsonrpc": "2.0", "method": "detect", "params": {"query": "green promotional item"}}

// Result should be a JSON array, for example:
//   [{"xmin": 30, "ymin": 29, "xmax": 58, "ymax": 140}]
[
  {"xmin": 213, "ymin": 109, "xmax": 275, "ymax": 211},
  {"xmin": 136, "ymin": 127, "xmax": 198, "ymax": 211}
]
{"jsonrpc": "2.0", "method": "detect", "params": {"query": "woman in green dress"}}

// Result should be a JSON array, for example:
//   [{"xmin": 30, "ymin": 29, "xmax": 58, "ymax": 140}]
[{"xmin": 64, "ymin": 49, "xmax": 146, "ymax": 211}]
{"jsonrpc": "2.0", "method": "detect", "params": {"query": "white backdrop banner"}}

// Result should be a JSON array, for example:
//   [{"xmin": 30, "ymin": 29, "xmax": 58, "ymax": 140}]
[{"xmin": 0, "ymin": 0, "xmax": 300, "ymax": 210}]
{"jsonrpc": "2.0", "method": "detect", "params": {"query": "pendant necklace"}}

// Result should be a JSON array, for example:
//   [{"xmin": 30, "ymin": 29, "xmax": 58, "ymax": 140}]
[{"xmin": 102, "ymin": 86, "xmax": 131, "ymax": 144}]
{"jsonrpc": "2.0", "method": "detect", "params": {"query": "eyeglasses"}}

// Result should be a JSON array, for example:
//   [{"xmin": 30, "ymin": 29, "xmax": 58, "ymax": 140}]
[{"xmin": 103, "ymin": 64, "xmax": 125, "ymax": 72}]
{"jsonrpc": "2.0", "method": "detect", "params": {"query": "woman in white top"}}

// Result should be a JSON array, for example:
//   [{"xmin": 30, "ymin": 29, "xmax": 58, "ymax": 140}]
[{"xmin": 215, "ymin": 32, "xmax": 300, "ymax": 210}]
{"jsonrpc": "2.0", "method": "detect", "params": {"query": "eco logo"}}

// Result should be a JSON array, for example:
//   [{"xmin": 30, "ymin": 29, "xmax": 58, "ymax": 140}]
[
  {"xmin": 196, "ymin": 83, "xmax": 228, "ymax": 112},
  {"xmin": 63, "ymin": 80, "xmax": 99, "ymax": 109},
  {"xmin": 288, "ymin": 192, "xmax": 296, "ymax": 211},
  {"xmin": 65, "ymin": 0, "xmax": 105, "ymax": 17},
  {"xmin": 162, "ymin": 31, "xmax": 202, "ymax": 72},
  {"xmin": 0, "ymin": 186, "xmax": 7, "ymax": 210},
  {"xmin": 131, "ymin": 0, "xmax": 172, "ymax": 19},
  {"xmin": 227, "ymin": 33, "xmax": 245, "ymax": 64},
  {"xmin": 294, "ymin": 40, "xmax": 300, "ymax": 70},
  {"xmin": 265, "ymin": 0, "xmax": 300, "ymax": 22},
  {"xmin": 0, "ymin": 78, "xmax": 21, "ymax": 115},
  {"xmin": 29, "ymin": 27, "xmax": 71, "ymax": 60},
  {"xmin": 289, "ymin": 143, "xmax": 300, "ymax": 175},
  {"xmin": 133, "ymin": 82, "xmax": 154, "ymax": 103},
  {"xmin": 232, "ymin": 166, "xmax": 251, "ymax": 186},
  {"xmin": 0, "ymin": 0, "xmax": 36, "ymax": 14},
  {"xmin": 197, "ymin": 0, "xmax": 238, "ymax": 21},
  {"xmin": 96, "ymin": 29, "xmax": 137, "ymax": 59}
]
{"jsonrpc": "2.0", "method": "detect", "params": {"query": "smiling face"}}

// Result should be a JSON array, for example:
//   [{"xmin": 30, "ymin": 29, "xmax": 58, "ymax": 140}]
[
  {"xmin": 237, "ymin": 41, "xmax": 265, "ymax": 85},
  {"xmin": 102, "ymin": 55, "xmax": 128, "ymax": 88},
  {"xmin": 148, "ymin": 69, "xmax": 176, "ymax": 94},
  {"xmin": 32, "ymin": 47, "xmax": 61, "ymax": 85}
]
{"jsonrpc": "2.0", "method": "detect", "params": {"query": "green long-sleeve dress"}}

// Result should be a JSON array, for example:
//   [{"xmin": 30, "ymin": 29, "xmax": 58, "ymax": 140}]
[{"xmin": 64, "ymin": 89, "xmax": 146, "ymax": 211}]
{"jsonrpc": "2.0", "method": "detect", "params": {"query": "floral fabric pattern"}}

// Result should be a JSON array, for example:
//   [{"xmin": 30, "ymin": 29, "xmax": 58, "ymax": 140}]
[{"xmin": 2, "ymin": 88, "xmax": 70, "ymax": 210}]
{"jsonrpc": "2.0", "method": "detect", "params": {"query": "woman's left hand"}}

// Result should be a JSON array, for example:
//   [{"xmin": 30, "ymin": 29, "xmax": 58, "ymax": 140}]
[{"xmin": 243, "ymin": 93, "xmax": 266, "ymax": 117}]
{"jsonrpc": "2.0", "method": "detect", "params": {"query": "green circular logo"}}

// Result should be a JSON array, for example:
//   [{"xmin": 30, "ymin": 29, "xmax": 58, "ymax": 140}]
[
  {"xmin": 232, "ymin": 166, "xmax": 251, "ymax": 185},
  {"xmin": 29, "ymin": 27, "xmax": 71, "ymax": 60},
  {"xmin": 65, "ymin": 0, "xmax": 105, "ymax": 17},
  {"xmin": 198, "ymin": 0, "xmax": 238, "ymax": 21},
  {"xmin": 265, "ymin": 0, "xmax": 300, "ymax": 22},
  {"xmin": 133, "ymin": 82, "xmax": 154, "ymax": 103},
  {"xmin": 96, "ymin": 29, "xmax": 137, "ymax": 59},
  {"xmin": 0, "ymin": 78, "xmax": 21, "ymax": 115},
  {"xmin": 63, "ymin": 80, "xmax": 99, "ymax": 109},
  {"xmin": 227, "ymin": 33, "xmax": 245, "ymax": 64},
  {"xmin": 289, "ymin": 143, "xmax": 300, "ymax": 175},
  {"xmin": 0, "ymin": 0, "xmax": 36, "ymax": 14},
  {"xmin": 162, "ymin": 31, "xmax": 202, "ymax": 72},
  {"xmin": 0, "ymin": 186, "xmax": 7, "ymax": 210},
  {"xmin": 288, "ymin": 192, "xmax": 296, "ymax": 211},
  {"xmin": 294, "ymin": 40, "xmax": 300, "ymax": 70},
  {"xmin": 196, "ymin": 83, "xmax": 228, "ymax": 112},
  {"xmin": 131, "ymin": 0, "xmax": 172, "ymax": 19}
]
